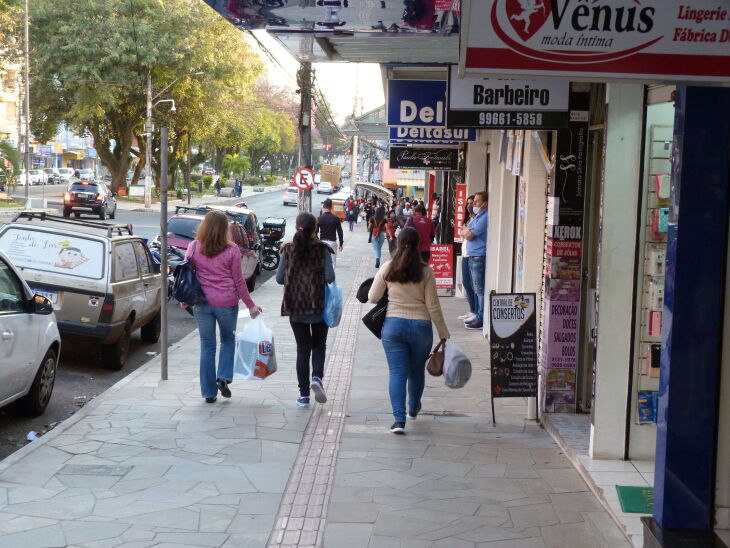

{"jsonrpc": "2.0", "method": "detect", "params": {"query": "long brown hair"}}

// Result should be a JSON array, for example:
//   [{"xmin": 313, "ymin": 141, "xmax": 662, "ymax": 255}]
[
  {"xmin": 291, "ymin": 212, "xmax": 318, "ymax": 261},
  {"xmin": 197, "ymin": 210, "xmax": 232, "ymax": 257},
  {"xmin": 385, "ymin": 227, "xmax": 424, "ymax": 283}
]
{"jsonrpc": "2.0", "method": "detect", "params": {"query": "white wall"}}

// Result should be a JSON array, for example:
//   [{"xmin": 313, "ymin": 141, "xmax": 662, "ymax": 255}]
[
  {"xmin": 589, "ymin": 84, "xmax": 645, "ymax": 459},
  {"xmin": 514, "ymin": 132, "xmax": 548, "ymax": 297},
  {"xmin": 465, "ymin": 139, "xmax": 488, "ymax": 196}
]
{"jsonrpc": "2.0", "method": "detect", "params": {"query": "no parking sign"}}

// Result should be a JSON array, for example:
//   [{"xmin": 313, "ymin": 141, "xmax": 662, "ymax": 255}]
[{"xmin": 292, "ymin": 168, "xmax": 315, "ymax": 190}]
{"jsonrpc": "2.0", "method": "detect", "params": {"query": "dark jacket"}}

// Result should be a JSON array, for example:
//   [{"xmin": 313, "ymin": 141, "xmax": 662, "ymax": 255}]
[{"xmin": 317, "ymin": 211, "xmax": 344, "ymax": 245}]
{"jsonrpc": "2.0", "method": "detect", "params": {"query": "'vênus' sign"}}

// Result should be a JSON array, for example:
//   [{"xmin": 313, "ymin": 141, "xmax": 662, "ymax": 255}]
[{"xmin": 462, "ymin": 0, "xmax": 730, "ymax": 82}]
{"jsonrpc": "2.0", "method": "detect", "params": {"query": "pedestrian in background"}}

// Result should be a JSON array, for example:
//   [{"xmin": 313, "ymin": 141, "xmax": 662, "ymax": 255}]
[
  {"xmin": 277, "ymin": 212, "xmax": 335, "ymax": 407},
  {"xmin": 184, "ymin": 211, "xmax": 262, "ymax": 403},
  {"xmin": 385, "ymin": 209, "xmax": 398, "ymax": 254},
  {"xmin": 460, "ymin": 192, "xmax": 488, "ymax": 330},
  {"xmin": 317, "ymin": 198, "xmax": 344, "ymax": 268},
  {"xmin": 215, "ymin": 178, "xmax": 221, "ymax": 197},
  {"xmin": 369, "ymin": 208, "xmax": 387, "ymax": 268},
  {"xmin": 459, "ymin": 195, "xmax": 478, "ymax": 324},
  {"xmin": 368, "ymin": 227, "xmax": 450, "ymax": 434},
  {"xmin": 404, "ymin": 203, "xmax": 436, "ymax": 262}
]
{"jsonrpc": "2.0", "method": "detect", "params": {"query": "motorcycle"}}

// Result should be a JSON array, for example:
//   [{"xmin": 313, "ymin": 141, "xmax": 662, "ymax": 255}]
[
  {"xmin": 148, "ymin": 240, "xmax": 191, "ymax": 313},
  {"xmin": 259, "ymin": 217, "xmax": 286, "ymax": 271}
]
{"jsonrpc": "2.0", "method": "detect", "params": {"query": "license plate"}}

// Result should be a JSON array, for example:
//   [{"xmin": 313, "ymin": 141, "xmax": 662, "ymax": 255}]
[{"xmin": 31, "ymin": 288, "xmax": 58, "ymax": 304}]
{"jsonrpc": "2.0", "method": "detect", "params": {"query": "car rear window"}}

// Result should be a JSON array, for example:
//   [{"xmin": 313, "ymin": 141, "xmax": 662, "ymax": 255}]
[
  {"xmin": 69, "ymin": 183, "xmax": 100, "ymax": 192},
  {"xmin": 0, "ymin": 227, "xmax": 105, "ymax": 280},
  {"xmin": 168, "ymin": 217, "xmax": 201, "ymax": 240}
]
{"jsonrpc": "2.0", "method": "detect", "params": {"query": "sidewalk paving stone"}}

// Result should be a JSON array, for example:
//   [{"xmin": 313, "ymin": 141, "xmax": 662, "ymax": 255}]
[{"xmin": 0, "ymin": 221, "xmax": 630, "ymax": 547}]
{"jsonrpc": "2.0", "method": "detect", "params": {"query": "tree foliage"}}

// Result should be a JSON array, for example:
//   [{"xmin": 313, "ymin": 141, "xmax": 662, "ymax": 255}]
[
  {"xmin": 0, "ymin": 140, "xmax": 20, "ymax": 186},
  {"xmin": 28, "ymin": 0, "xmax": 264, "ymax": 191},
  {"xmin": 0, "ymin": 0, "xmax": 22, "ymax": 61}
]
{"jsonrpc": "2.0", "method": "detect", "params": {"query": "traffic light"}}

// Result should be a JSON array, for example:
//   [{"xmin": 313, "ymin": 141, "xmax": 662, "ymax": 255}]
[{"xmin": 324, "ymin": 143, "xmax": 333, "ymax": 152}]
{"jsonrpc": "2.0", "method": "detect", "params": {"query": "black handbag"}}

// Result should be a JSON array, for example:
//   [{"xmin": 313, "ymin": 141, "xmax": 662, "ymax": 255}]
[
  {"xmin": 356, "ymin": 277, "xmax": 374, "ymax": 303},
  {"xmin": 362, "ymin": 292, "xmax": 388, "ymax": 339},
  {"xmin": 172, "ymin": 241, "xmax": 207, "ymax": 307}
]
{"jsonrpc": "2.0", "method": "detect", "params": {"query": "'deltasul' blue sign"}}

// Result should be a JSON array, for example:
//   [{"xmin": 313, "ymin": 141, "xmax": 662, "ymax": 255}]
[
  {"xmin": 389, "ymin": 127, "xmax": 477, "ymax": 144},
  {"xmin": 387, "ymin": 80, "xmax": 447, "ymax": 128}
]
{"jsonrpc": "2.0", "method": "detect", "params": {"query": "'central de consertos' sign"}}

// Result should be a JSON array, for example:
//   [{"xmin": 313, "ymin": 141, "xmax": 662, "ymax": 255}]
[
  {"xmin": 448, "ymin": 66, "xmax": 569, "ymax": 129},
  {"xmin": 462, "ymin": 0, "xmax": 730, "ymax": 81}
]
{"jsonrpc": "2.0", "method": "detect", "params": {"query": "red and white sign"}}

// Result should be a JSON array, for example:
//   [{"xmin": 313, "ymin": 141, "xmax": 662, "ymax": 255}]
[
  {"xmin": 430, "ymin": 244, "xmax": 454, "ymax": 288},
  {"xmin": 463, "ymin": 0, "xmax": 730, "ymax": 82},
  {"xmin": 453, "ymin": 184, "xmax": 467, "ymax": 242},
  {"xmin": 293, "ymin": 168, "xmax": 315, "ymax": 190}
]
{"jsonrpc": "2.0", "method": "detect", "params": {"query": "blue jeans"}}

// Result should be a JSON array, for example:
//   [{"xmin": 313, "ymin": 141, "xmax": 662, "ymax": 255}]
[
  {"xmin": 194, "ymin": 304, "xmax": 238, "ymax": 398},
  {"xmin": 462, "ymin": 256, "xmax": 477, "ymax": 314},
  {"xmin": 381, "ymin": 317, "xmax": 433, "ymax": 422},
  {"xmin": 468, "ymin": 255, "xmax": 486, "ymax": 321},
  {"xmin": 372, "ymin": 232, "xmax": 385, "ymax": 261}
]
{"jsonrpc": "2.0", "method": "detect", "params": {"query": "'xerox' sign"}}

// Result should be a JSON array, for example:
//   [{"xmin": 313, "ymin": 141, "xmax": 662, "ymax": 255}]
[{"xmin": 462, "ymin": 0, "xmax": 730, "ymax": 81}]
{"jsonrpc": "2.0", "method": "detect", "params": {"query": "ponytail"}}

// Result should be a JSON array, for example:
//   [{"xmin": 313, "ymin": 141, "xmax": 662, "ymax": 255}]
[{"xmin": 292, "ymin": 212, "xmax": 317, "ymax": 261}]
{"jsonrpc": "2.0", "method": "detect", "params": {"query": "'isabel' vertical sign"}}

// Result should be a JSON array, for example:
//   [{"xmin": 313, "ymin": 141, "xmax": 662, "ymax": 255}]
[{"xmin": 462, "ymin": 0, "xmax": 730, "ymax": 82}]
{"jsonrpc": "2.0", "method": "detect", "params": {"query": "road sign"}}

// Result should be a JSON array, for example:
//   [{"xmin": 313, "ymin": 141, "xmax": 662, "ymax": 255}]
[{"xmin": 293, "ymin": 168, "xmax": 315, "ymax": 190}]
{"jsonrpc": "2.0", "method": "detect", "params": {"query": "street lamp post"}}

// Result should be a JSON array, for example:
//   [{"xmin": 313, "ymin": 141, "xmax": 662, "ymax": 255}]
[
  {"xmin": 23, "ymin": 0, "xmax": 30, "ymax": 200},
  {"xmin": 144, "ymin": 71, "xmax": 203, "ymax": 209}
]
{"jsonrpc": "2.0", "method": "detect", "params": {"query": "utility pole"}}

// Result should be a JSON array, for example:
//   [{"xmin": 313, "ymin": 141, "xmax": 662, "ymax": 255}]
[
  {"xmin": 145, "ymin": 73, "xmax": 153, "ymax": 209},
  {"xmin": 159, "ymin": 127, "xmax": 169, "ymax": 381},
  {"xmin": 23, "ymin": 0, "xmax": 30, "ymax": 199},
  {"xmin": 297, "ymin": 62, "xmax": 312, "ymax": 213}
]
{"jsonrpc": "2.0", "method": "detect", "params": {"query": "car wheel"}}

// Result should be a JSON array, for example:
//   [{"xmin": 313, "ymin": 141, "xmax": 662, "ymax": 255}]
[
  {"xmin": 63, "ymin": 207, "xmax": 71, "ymax": 218},
  {"xmin": 140, "ymin": 311, "xmax": 161, "ymax": 343},
  {"xmin": 74, "ymin": 212, "xmax": 81, "ymax": 218},
  {"xmin": 19, "ymin": 348, "xmax": 57, "ymax": 417},
  {"xmin": 101, "ymin": 320, "xmax": 131, "ymax": 370},
  {"xmin": 99, "ymin": 207, "xmax": 106, "ymax": 221},
  {"xmin": 109, "ymin": 205, "xmax": 116, "ymax": 220},
  {"xmin": 246, "ymin": 274, "xmax": 256, "ymax": 292}
]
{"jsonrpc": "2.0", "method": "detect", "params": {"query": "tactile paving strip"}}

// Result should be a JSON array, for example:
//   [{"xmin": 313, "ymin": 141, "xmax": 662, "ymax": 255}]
[{"xmin": 268, "ymin": 257, "xmax": 368, "ymax": 548}]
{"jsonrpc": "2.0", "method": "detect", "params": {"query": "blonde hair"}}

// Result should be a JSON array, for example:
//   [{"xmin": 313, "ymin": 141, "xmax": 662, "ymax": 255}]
[{"xmin": 196, "ymin": 210, "xmax": 232, "ymax": 257}]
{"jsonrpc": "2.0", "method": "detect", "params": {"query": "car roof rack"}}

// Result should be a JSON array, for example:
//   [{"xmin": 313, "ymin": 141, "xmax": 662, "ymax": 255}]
[
  {"xmin": 12, "ymin": 212, "xmax": 134, "ymax": 237},
  {"xmin": 175, "ymin": 205, "xmax": 248, "ymax": 219}
]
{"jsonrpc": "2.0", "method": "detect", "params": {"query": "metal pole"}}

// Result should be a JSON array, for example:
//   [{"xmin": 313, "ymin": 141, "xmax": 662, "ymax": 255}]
[
  {"xmin": 145, "ymin": 73, "xmax": 153, "ymax": 209},
  {"xmin": 23, "ymin": 0, "xmax": 30, "ymax": 199},
  {"xmin": 186, "ymin": 131, "xmax": 191, "ymax": 204},
  {"xmin": 298, "ymin": 62, "xmax": 312, "ymax": 213},
  {"xmin": 160, "ymin": 127, "xmax": 169, "ymax": 380},
  {"xmin": 351, "ymin": 135, "xmax": 359, "ymax": 185}
]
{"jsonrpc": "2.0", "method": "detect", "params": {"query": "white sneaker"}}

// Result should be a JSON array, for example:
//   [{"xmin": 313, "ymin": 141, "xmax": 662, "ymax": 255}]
[
  {"xmin": 459, "ymin": 312, "xmax": 476, "ymax": 322},
  {"xmin": 457, "ymin": 312, "xmax": 472, "ymax": 320}
]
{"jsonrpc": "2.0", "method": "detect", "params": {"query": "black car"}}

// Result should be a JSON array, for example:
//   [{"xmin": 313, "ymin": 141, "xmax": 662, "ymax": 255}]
[{"xmin": 63, "ymin": 181, "xmax": 118, "ymax": 220}]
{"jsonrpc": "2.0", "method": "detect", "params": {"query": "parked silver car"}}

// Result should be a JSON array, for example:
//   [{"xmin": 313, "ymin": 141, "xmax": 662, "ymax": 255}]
[
  {"xmin": 0, "ymin": 249, "xmax": 60, "ymax": 416},
  {"xmin": 0, "ymin": 213, "xmax": 162, "ymax": 370}
]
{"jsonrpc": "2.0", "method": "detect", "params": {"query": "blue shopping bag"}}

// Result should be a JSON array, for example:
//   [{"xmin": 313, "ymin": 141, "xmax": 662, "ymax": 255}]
[{"xmin": 323, "ymin": 281, "xmax": 343, "ymax": 328}]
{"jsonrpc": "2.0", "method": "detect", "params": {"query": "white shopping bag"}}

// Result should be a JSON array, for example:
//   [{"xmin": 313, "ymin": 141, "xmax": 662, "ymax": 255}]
[
  {"xmin": 233, "ymin": 315, "xmax": 277, "ymax": 380},
  {"xmin": 443, "ymin": 340, "xmax": 472, "ymax": 389}
]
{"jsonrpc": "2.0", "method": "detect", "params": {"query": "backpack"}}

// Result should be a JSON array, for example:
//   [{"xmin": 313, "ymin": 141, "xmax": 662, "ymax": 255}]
[{"xmin": 172, "ymin": 241, "xmax": 208, "ymax": 307}]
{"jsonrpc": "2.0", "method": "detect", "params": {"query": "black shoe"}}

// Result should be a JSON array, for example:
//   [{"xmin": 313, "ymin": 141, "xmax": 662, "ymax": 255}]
[
  {"xmin": 375, "ymin": 259, "xmax": 380, "ymax": 268},
  {"xmin": 465, "ymin": 319, "xmax": 484, "ymax": 330},
  {"xmin": 205, "ymin": 397, "xmax": 217, "ymax": 403},
  {"xmin": 390, "ymin": 422, "xmax": 405, "ymax": 434},
  {"xmin": 408, "ymin": 403, "xmax": 422, "ymax": 420},
  {"xmin": 217, "ymin": 378, "xmax": 232, "ymax": 398}
]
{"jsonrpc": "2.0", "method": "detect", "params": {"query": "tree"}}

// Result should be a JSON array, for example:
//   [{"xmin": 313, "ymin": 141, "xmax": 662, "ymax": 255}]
[
  {"xmin": 29, "ymin": 0, "xmax": 263, "ymax": 192},
  {"xmin": 0, "ymin": 140, "xmax": 21, "ymax": 187},
  {"xmin": 222, "ymin": 154, "xmax": 250, "ymax": 179},
  {"xmin": 0, "ymin": 0, "xmax": 22, "ymax": 61},
  {"xmin": 247, "ymin": 109, "xmax": 296, "ymax": 176}
]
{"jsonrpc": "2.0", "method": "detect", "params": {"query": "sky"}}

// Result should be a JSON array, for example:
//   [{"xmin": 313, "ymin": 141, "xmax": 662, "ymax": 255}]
[{"xmin": 249, "ymin": 31, "xmax": 384, "ymax": 123}]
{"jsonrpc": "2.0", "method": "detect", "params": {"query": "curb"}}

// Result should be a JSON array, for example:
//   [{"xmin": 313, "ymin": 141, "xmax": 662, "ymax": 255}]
[
  {"xmin": 540, "ymin": 413, "xmax": 636, "ymax": 545},
  {"xmin": 122, "ymin": 184, "xmax": 289, "ymax": 213}
]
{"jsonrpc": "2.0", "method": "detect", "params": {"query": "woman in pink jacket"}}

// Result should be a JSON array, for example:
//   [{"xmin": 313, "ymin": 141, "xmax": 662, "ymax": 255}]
[{"xmin": 184, "ymin": 211, "xmax": 261, "ymax": 403}]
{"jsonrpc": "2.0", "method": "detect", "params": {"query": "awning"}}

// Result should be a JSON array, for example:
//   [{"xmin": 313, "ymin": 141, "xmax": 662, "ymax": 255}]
[
  {"xmin": 355, "ymin": 181, "xmax": 393, "ymax": 201},
  {"xmin": 63, "ymin": 150, "xmax": 85, "ymax": 159}
]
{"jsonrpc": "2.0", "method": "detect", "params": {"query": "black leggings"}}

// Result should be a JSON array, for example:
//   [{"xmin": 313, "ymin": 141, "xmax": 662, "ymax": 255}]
[{"xmin": 289, "ymin": 320, "xmax": 329, "ymax": 396}]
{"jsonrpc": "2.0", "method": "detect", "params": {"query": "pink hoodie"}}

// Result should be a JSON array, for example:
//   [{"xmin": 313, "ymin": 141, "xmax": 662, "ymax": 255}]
[{"xmin": 185, "ymin": 242, "xmax": 255, "ymax": 308}]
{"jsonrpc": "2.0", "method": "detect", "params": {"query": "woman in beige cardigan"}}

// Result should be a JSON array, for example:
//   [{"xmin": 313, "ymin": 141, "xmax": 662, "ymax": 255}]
[{"xmin": 368, "ymin": 227, "xmax": 450, "ymax": 434}]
